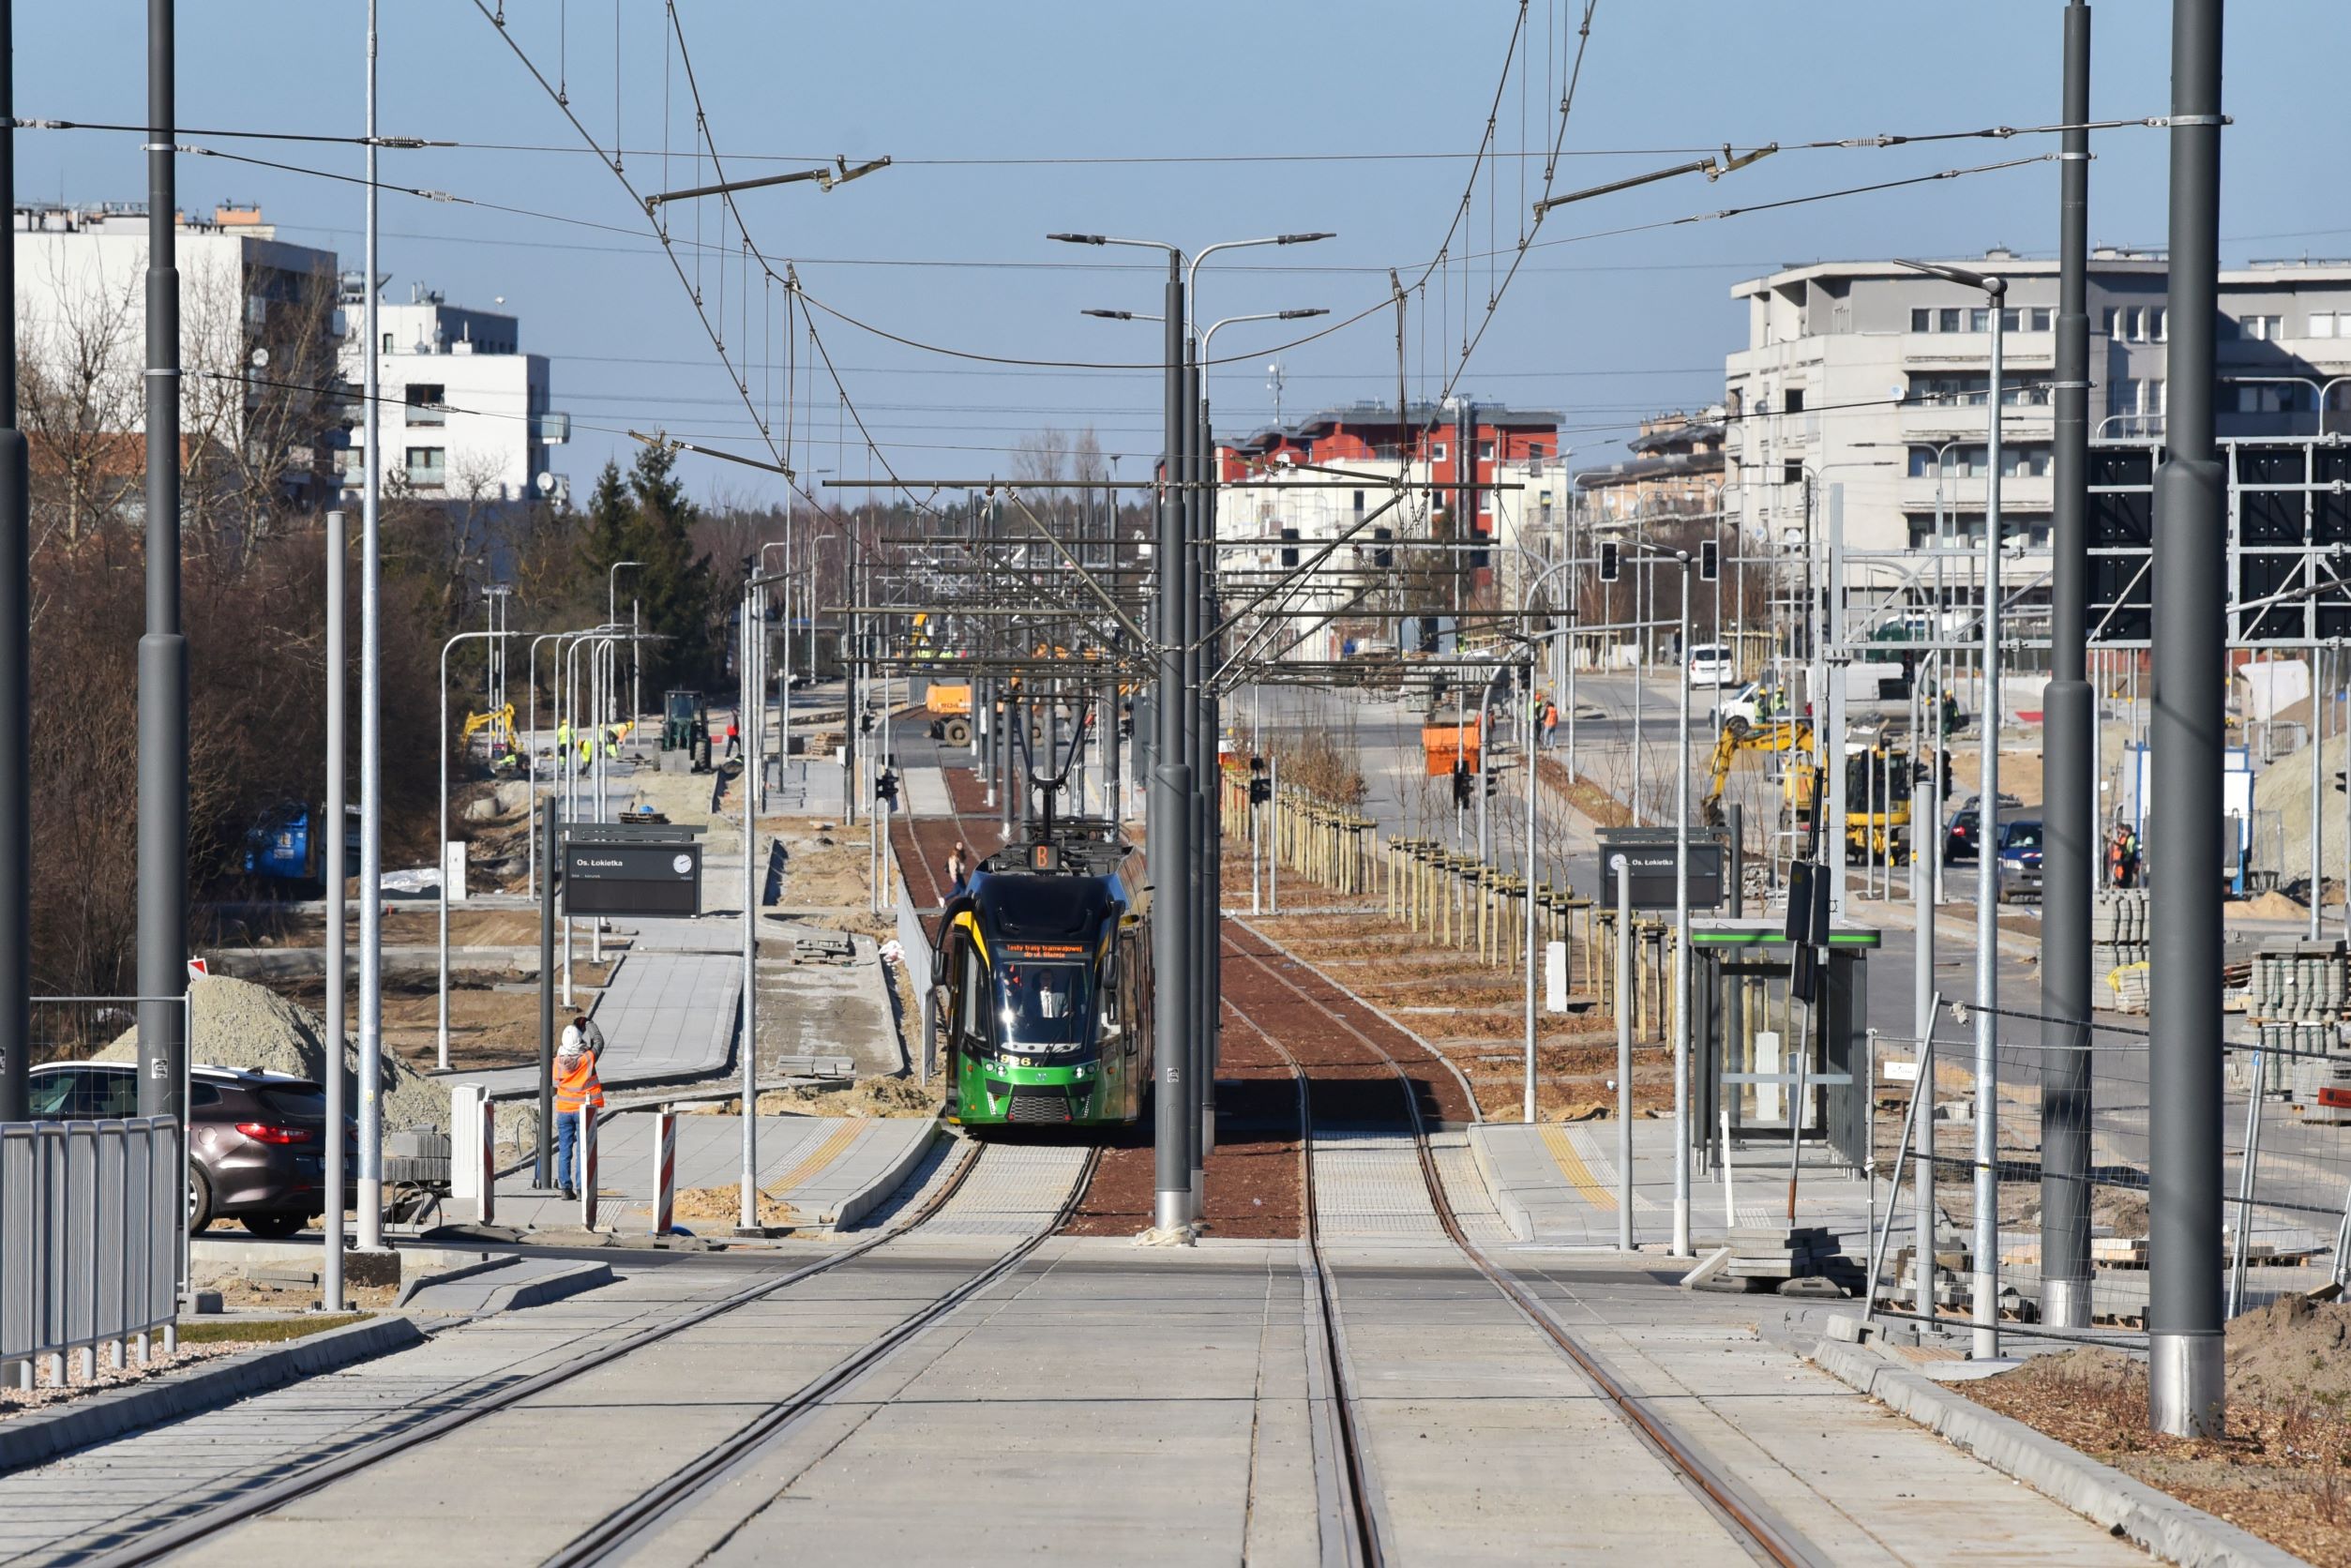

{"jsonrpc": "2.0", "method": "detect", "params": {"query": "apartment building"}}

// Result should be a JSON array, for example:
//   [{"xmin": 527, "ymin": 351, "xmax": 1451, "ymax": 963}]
[
  {"xmin": 1722, "ymin": 249, "xmax": 2351, "ymax": 581},
  {"xmin": 336, "ymin": 279, "xmax": 568, "ymax": 505},
  {"xmin": 1212, "ymin": 400, "xmax": 1563, "ymax": 659},
  {"xmin": 14, "ymin": 202, "xmax": 343, "ymax": 507}
]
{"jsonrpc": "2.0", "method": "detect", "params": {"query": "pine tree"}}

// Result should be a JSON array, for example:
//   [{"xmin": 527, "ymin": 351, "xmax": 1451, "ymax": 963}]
[{"xmin": 624, "ymin": 440, "xmax": 714, "ymax": 691}]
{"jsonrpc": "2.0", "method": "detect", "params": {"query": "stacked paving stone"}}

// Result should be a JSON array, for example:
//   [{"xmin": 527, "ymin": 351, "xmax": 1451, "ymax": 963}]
[
  {"xmin": 2092, "ymin": 890, "xmax": 2151, "ymax": 1012},
  {"xmin": 2249, "ymin": 940, "xmax": 2346, "ymax": 1021},
  {"xmin": 1725, "ymin": 1224, "xmax": 1832, "ymax": 1283}
]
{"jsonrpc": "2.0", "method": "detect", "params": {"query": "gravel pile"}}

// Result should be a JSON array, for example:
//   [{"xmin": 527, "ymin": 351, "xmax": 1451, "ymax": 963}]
[{"xmin": 98, "ymin": 975, "xmax": 453, "ymax": 1132}]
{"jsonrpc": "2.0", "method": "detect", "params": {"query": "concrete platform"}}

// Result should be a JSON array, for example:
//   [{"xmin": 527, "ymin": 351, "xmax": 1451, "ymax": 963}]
[
  {"xmin": 1469, "ymin": 1120, "xmax": 1876, "ymax": 1252},
  {"xmin": 490, "ymin": 1113, "xmax": 938, "ymax": 1233}
]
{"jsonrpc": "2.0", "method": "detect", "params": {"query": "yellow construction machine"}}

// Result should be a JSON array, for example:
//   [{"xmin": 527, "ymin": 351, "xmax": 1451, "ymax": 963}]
[{"xmin": 1700, "ymin": 717, "xmax": 1914, "ymax": 863}]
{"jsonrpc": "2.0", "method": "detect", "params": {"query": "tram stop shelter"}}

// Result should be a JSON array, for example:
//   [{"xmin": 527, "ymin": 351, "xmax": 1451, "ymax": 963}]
[{"xmin": 1686, "ymin": 918, "xmax": 1880, "ymax": 1175}]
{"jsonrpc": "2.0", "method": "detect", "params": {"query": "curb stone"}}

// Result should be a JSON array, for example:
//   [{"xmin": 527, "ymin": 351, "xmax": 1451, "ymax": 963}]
[
  {"xmin": 1809, "ymin": 1335, "xmax": 2304, "ymax": 1568},
  {"xmin": 0, "ymin": 1316, "xmax": 424, "ymax": 1476}
]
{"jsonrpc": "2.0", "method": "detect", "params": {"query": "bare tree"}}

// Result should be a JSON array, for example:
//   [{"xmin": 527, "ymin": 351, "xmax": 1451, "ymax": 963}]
[{"xmin": 17, "ymin": 245, "xmax": 143, "ymax": 554}]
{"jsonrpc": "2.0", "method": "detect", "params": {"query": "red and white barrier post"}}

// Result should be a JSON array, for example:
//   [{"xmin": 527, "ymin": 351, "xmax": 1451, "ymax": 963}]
[
  {"xmin": 478, "ymin": 1095, "xmax": 498, "ymax": 1225},
  {"xmin": 651, "ymin": 1108, "xmax": 676, "ymax": 1235},
  {"xmin": 579, "ymin": 1103, "xmax": 599, "ymax": 1229}
]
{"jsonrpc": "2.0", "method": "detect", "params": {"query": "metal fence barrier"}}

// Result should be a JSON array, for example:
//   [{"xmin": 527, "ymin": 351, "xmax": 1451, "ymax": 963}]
[{"xmin": 0, "ymin": 1116, "xmax": 183, "ymax": 1386}]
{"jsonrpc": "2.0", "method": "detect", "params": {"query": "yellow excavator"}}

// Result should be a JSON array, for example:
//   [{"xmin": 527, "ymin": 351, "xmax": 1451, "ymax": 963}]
[{"xmin": 1701, "ymin": 717, "xmax": 1914, "ymax": 863}]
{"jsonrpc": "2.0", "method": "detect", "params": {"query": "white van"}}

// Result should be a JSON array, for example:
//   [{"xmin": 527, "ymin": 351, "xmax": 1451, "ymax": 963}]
[{"xmin": 1686, "ymin": 643, "xmax": 1736, "ymax": 687}]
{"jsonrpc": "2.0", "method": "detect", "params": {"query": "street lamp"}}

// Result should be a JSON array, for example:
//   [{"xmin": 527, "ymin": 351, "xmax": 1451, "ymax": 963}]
[
  {"xmin": 437, "ymin": 626, "xmax": 514, "ymax": 1071},
  {"xmin": 1898, "ymin": 253, "xmax": 2009, "ymax": 1363}
]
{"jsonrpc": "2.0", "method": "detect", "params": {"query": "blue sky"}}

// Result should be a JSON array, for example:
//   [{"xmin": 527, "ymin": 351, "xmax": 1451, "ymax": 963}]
[{"xmin": 15, "ymin": 2, "xmax": 2343, "ymax": 506}]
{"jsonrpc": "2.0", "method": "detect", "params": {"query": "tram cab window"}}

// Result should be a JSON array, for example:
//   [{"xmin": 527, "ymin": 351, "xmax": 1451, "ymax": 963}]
[{"xmin": 999, "ymin": 961, "xmax": 1093, "ymax": 1051}]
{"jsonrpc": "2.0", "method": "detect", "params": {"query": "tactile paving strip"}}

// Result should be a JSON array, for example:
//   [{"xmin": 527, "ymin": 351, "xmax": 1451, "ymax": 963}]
[
  {"xmin": 1311, "ymin": 1129, "xmax": 1448, "ymax": 1240},
  {"xmin": 922, "ymin": 1141, "xmax": 1093, "ymax": 1236}
]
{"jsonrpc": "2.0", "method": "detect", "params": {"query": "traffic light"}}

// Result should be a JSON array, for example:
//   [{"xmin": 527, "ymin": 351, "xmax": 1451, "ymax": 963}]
[
  {"xmin": 2336, "ymin": 770, "xmax": 2346, "ymax": 795},
  {"xmin": 1597, "ymin": 539, "xmax": 1620, "ymax": 582},
  {"xmin": 1483, "ymin": 769, "xmax": 1500, "ymax": 797},
  {"xmin": 1452, "ymin": 761, "xmax": 1472, "ymax": 809},
  {"xmin": 1699, "ymin": 537, "xmax": 1720, "ymax": 582},
  {"xmin": 1248, "ymin": 755, "xmax": 1271, "ymax": 805},
  {"xmin": 875, "ymin": 767, "xmax": 899, "ymax": 807},
  {"xmin": 859, "ymin": 710, "xmax": 875, "ymax": 735}
]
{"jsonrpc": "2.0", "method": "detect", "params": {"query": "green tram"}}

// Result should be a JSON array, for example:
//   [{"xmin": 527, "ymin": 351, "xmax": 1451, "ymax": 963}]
[{"xmin": 932, "ymin": 819, "xmax": 1153, "ymax": 1129}]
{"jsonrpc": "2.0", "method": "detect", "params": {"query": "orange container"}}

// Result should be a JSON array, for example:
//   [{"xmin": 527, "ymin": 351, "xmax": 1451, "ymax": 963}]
[{"xmin": 1422, "ymin": 724, "xmax": 1482, "ymax": 776}]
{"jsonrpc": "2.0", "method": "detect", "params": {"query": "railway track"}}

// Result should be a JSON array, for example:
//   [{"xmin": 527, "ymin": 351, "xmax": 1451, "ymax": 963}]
[
  {"xmin": 1223, "ymin": 926, "xmax": 1831, "ymax": 1568},
  {"xmin": 85, "ymin": 1139, "xmax": 1098, "ymax": 1568}
]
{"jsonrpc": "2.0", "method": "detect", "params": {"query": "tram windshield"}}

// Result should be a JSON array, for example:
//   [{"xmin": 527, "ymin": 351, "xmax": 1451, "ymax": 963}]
[{"xmin": 997, "ymin": 959, "xmax": 1095, "ymax": 1051}]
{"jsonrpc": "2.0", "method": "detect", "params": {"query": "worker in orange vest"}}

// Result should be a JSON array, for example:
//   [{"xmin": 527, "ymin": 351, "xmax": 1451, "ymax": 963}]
[{"xmin": 553, "ymin": 1012, "xmax": 606, "ymax": 1199}]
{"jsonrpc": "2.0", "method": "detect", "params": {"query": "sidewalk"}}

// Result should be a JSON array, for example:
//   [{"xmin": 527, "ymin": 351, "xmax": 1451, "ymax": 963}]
[{"xmin": 465, "ymin": 949, "xmax": 742, "ymax": 1099}]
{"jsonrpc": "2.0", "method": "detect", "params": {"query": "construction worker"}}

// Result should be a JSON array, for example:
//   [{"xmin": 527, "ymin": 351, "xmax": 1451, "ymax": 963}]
[
  {"xmin": 553, "ymin": 1011, "xmax": 606, "ymax": 1199},
  {"xmin": 555, "ymin": 717, "xmax": 571, "ymax": 760},
  {"xmin": 1541, "ymin": 697, "xmax": 1559, "ymax": 750},
  {"xmin": 726, "ymin": 714, "xmax": 742, "ymax": 760}
]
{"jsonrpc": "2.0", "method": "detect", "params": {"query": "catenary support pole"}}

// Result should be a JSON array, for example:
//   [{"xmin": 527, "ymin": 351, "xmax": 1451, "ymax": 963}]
[
  {"xmin": 0, "ymin": 0, "xmax": 22, "ymax": 1123},
  {"xmin": 354, "ymin": 0, "xmax": 385, "ymax": 1250},
  {"xmin": 1152, "ymin": 251, "xmax": 1190, "ymax": 1234},
  {"xmin": 2149, "ymin": 0, "xmax": 2226, "ymax": 1439},
  {"xmin": 1183, "ymin": 353, "xmax": 1207, "ymax": 1214},
  {"xmin": 1972, "ymin": 279, "xmax": 2009, "ymax": 1363},
  {"xmin": 137, "ymin": 0, "xmax": 189, "ymax": 1147},
  {"xmin": 2041, "ymin": 0, "xmax": 2098, "ymax": 1332},
  {"xmin": 324, "ymin": 512, "xmax": 346, "ymax": 1311}
]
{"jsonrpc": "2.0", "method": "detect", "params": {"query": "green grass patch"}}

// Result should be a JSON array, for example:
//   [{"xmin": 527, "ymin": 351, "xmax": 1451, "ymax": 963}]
[{"xmin": 174, "ymin": 1313, "xmax": 371, "ymax": 1345}]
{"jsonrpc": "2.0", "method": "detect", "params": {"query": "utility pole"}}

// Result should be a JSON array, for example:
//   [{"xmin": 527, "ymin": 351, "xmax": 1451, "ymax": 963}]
[
  {"xmin": 136, "ymin": 0, "xmax": 188, "ymax": 1135},
  {"xmin": 324, "ymin": 511, "xmax": 346, "ymax": 1312},
  {"xmin": 2149, "ymin": 0, "xmax": 2225, "ymax": 1440},
  {"xmin": 355, "ymin": 0, "xmax": 385, "ymax": 1249},
  {"xmin": 0, "ymin": 0, "xmax": 25, "ymax": 1123},
  {"xmin": 1183, "ymin": 348, "xmax": 1208, "ymax": 1213},
  {"xmin": 2041, "ymin": 0, "xmax": 2097, "ymax": 1333},
  {"xmin": 1151, "ymin": 251, "xmax": 1191, "ymax": 1234}
]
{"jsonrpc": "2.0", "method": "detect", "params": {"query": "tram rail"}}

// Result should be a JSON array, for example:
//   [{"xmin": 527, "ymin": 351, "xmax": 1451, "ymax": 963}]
[
  {"xmin": 83, "ymin": 1138, "xmax": 1099, "ymax": 1568},
  {"xmin": 1222, "ymin": 926, "xmax": 1832, "ymax": 1568}
]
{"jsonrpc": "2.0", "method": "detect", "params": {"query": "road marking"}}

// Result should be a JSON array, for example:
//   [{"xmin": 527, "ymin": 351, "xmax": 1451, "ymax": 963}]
[
  {"xmin": 1539, "ymin": 1123, "xmax": 1618, "ymax": 1212},
  {"xmin": 768, "ymin": 1117, "xmax": 870, "ymax": 1207}
]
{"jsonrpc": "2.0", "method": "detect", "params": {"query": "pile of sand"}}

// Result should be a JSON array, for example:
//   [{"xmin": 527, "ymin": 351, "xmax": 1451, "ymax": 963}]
[
  {"xmin": 99, "ymin": 974, "xmax": 452, "ymax": 1132},
  {"xmin": 756, "ymin": 1078, "xmax": 939, "ymax": 1119},
  {"xmin": 2226, "ymin": 889, "xmax": 2312, "ymax": 922},
  {"xmin": 2225, "ymin": 1293, "xmax": 2351, "ymax": 1408}
]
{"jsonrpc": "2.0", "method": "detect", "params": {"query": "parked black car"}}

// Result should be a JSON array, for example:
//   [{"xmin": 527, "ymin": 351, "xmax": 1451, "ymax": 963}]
[{"xmin": 28, "ymin": 1062, "xmax": 355, "ymax": 1237}]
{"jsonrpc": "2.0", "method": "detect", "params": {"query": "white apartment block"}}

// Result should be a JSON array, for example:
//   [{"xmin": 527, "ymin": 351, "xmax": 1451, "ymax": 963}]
[
  {"xmin": 1723, "ymin": 249, "xmax": 2351, "ymax": 591},
  {"xmin": 337, "ymin": 279, "xmax": 567, "ymax": 505},
  {"xmin": 14, "ymin": 202, "xmax": 342, "ymax": 504}
]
